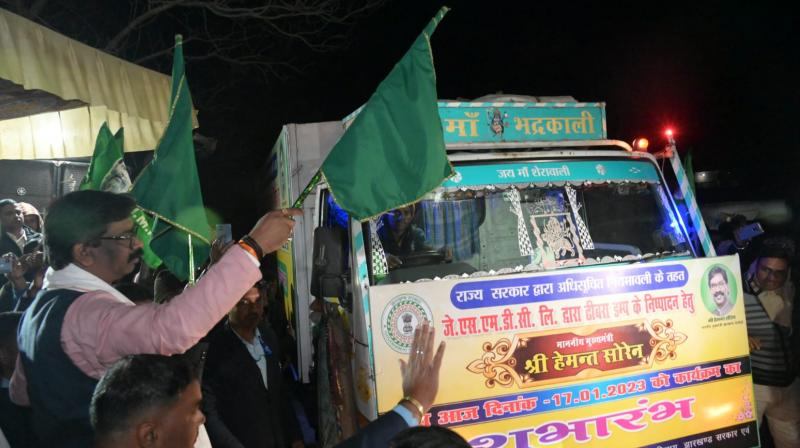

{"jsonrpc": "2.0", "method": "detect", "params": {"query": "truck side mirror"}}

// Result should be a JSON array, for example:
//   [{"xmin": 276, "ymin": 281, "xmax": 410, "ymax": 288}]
[{"xmin": 310, "ymin": 227, "xmax": 350, "ymax": 308}]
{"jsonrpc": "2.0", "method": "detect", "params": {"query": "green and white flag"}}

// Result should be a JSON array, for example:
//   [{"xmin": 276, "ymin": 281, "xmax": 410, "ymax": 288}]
[
  {"xmin": 319, "ymin": 6, "xmax": 454, "ymax": 221},
  {"xmin": 80, "ymin": 123, "xmax": 129, "ymax": 192},
  {"xmin": 81, "ymin": 123, "xmax": 162, "ymax": 268},
  {"xmin": 131, "ymin": 35, "xmax": 211, "ymax": 282}
]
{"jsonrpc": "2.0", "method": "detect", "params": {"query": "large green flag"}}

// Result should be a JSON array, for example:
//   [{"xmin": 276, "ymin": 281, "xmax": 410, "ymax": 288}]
[
  {"xmin": 319, "ymin": 6, "xmax": 453, "ymax": 221},
  {"xmin": 80, "ymin": 123, "xmax": 162, "ymax": 268},
  {"xmin": 131, "ymin": 35, "xmax": 210, "ymax": 282}
]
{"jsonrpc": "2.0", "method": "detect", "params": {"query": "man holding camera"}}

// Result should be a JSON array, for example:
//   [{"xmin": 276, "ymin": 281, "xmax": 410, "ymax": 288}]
[
  {"xmin": 0, "ymin": 199, "xmax": 42, "ymax": 290},
  {"xmin": 0, "ymin": 251, "xmax": 45, "ymax": 313}
]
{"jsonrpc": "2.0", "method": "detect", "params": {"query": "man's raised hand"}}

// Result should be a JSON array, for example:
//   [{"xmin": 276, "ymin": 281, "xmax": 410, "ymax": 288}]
[
  {"xmin": 399, "ymin": 322, "xmax": 446, "ymax": 417},
  {"xmin": 248, "ymin": 208, "xmax": 303, "ymax": 254}
]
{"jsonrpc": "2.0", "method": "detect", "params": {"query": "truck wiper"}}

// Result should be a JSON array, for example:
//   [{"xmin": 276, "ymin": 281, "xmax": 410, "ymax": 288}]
[{"xmin": 639, "ymin": 250, "xmax": 692, "ymax": 262}]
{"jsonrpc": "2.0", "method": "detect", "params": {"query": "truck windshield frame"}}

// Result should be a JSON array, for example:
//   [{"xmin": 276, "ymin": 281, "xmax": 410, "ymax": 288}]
[{"xmin": 366, "ymin": 158, "xmax": 692, "ymax": 285}]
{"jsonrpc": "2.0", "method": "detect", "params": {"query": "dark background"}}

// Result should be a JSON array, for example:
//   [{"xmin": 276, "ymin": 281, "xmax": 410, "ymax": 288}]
[
  {"xmin": 8, "ymin": 0, "xmax": 800, "ymax": 233},
  {"xmin": 193, "ymin": 1, "xmax": 800, "ymax": 232}
]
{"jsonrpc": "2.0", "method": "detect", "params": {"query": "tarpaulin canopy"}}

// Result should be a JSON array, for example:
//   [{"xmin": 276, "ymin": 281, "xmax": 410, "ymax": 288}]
[{"xmin": 0, "ymin": 8, "xmax": 197, "ymax": 159}]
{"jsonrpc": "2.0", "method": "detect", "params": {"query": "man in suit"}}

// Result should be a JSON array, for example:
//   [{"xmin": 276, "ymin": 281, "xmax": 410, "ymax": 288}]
[
  {"xmin": 202, "ymin": 281, "xmax": 304, "ymax": 447},
  {"xmin": 93, "ymin": 320, "xmax": 446, "ymax": 448},
  {"xmin": 202, "ymin": 285, "xmax": 448, "ymax": 448}
]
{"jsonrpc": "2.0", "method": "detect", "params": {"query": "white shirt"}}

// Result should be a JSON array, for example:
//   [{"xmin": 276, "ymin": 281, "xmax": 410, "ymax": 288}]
[
  {"xmin": 233, "ymin": 327, "xmax": 268, "ymax": 389},
  {"xmin": 6, "ymin": 231, "xmax": 25, "ymax": 252}
]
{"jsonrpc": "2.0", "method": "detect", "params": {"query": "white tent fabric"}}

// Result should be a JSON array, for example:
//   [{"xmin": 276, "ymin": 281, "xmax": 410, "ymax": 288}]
[{"xmin": 0, "ymin": 8, "xmax": 195, "ymax": 158}]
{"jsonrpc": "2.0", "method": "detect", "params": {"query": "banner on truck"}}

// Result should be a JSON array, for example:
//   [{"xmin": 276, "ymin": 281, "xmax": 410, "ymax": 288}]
[{"xmin": 368, "ymin": 255, "xmax": 758, "ymax": 447}]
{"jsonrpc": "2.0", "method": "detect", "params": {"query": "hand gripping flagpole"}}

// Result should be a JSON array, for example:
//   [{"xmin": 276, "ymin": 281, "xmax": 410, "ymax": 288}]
[{"xmin": 666, "ymin": 134, "xmax": 715, "ymax": 256}]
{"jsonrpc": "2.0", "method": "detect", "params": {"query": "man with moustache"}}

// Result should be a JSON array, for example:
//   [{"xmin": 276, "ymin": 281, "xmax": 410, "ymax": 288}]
[
  {"xmin": 708, "ymin": 266, "xmax": 735, "ymax": 316},
  {"xmin": 744, "ymin": 239, "xmax": 799, "ymax": 447},
  {"xmin": 202, "ymin": 281, "xmax": 304, "ymax": 448},
  {"xmin": 10, "ymin": 190, "xmax": 300, "ymax": 447}
]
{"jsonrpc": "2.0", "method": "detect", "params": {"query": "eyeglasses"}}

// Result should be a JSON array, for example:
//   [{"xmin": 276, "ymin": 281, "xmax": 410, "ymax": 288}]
[
  {"xmin": 98, "ymin": 231, "xmax": 139, "ymax": 249},
  {"xmin": 709, "ymin": 280, "xmax": 728, "ymax": 289},
  {"xmin": 758, "ymin": 264, "xmax": 788, "ymax": 280}
]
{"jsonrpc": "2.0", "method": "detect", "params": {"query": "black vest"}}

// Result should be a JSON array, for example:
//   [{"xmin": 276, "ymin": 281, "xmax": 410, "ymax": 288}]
[{"xmin": 19, "ymin": 289, "xmax": 98, "ymax": 447}]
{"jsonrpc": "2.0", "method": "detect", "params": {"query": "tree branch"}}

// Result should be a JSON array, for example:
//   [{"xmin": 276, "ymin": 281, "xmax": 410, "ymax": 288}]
[
  {"xmin": 104, "ymin": 0, "xmax": 186, "ymax": 53},
  {"xmin": 4, "ymin": 0, "xmax": 385, "ymax": 85}
]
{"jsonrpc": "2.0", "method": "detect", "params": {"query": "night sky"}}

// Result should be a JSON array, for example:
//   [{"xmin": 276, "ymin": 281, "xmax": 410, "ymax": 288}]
[
  {"xmin": 191, "ymin": 0, "xmax": 799, "ymax": 232},
  {"xmin": 16, "ymin": 1, "xmax": 797, "ymax": 231}
]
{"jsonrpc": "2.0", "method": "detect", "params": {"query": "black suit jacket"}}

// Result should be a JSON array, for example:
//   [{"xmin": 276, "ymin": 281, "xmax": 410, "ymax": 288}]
[
  {"xmin": 202, "ymin": 322, "xmax": 302, "ymax": 448},
  {"xmin": 335, "ymin": 411, "xmax": 409, "ymax": 448}
]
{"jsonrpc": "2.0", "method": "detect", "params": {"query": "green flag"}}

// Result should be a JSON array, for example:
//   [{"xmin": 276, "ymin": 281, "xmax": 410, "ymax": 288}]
[
  {"xmin": 130, "ymin": 208, "xmax": 163, "ymax": 270},
  {"xmin": 131, "ymin": 35, "xmax": 210, "ymax": 282},
  {"xmin": 80, "ymin": 123, "xmax": 128, "ymax": 192},
  {"xmin": 319, "ymin": 6, "xmax": 454, "ymax": 221},
  {"xmin": 81, "ymin": 123, "xmax": 162, "ymax": 268}
]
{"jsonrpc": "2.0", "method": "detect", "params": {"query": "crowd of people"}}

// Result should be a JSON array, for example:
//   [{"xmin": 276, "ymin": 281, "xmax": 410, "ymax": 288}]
[
  {"xmin": 0, "ymin": 192, "xmax": 457, "ymax": 448},
  {"xmin": 1, "ymin": 191, "xmax": 798, "ymax": 447}
]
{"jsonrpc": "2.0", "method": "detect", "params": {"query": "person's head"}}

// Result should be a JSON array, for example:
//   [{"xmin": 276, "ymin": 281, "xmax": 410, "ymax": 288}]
[
  {"xmin": 0, "ymin": 311, "xmax": 22, "ymax": 379},
  {"xmin": 388, "ymin": 204, "xmax": 417, "ymax": 233},
  {"xmin": 707, "ymin": 267, "xmax": 730, "ymax": 308},
  {"xmin": 228, "ymin": 282, "xmax": 265, "ymax": 330},
  {"xmin": 91, "ymin": 355, "xmax": 204, "ymax": 448},
  {"xmin": 17, "ymin": 202, "xmax": 43, "ymax": 232},
  {"xmin": 45, "ymin": 191, "xmax": 142, "ymax": 283},
  {"xmin": 0, "ymin": 199, "xmax": 23, "ymax": 233},
  {"xmin": 389, "ymin": 425, "xmax": 471, "ymax": 448},
  {"xmin": 754, "ymin": 238, "xmax": 794, "ymax": 292}
]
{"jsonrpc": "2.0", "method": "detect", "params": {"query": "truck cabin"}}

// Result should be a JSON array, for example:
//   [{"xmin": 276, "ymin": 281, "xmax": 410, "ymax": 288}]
[{"xmin": 316, "ymin": 148, "xmax": 693, "ymax": 289}]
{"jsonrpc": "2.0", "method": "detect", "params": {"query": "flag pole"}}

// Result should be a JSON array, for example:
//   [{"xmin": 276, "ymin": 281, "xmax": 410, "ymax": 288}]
[
  {"xmin": 291, "ymin": 170, "xmax": 322, "ymax": 208},
  {"xmin": 187, "ymin": 233, "xmax": 196, "ymax": 285},
  {"xmin": 666, "ymin": 136, "xmax": 715, "ymax": 256}
]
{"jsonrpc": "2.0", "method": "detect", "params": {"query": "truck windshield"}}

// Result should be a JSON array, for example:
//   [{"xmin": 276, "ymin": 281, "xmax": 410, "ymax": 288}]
[{"xmin": 369, "ymin": 160, "xmax": 691, "ymax": 284}]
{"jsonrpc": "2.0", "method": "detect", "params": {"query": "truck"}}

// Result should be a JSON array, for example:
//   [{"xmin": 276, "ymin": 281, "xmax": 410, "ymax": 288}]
[{"xmin": 269, "ymin": 95, "xmax": 758, "ymax": 447}]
